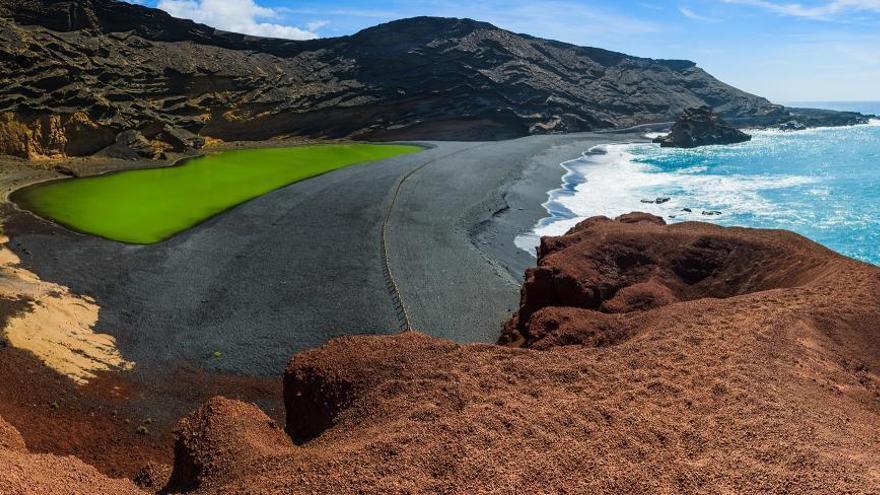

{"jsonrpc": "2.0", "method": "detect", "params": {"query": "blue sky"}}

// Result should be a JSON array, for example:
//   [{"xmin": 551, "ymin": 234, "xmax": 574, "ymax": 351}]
[{"xmin": 136, "ymin": 0, "xmax": 880, "ymax": 102}]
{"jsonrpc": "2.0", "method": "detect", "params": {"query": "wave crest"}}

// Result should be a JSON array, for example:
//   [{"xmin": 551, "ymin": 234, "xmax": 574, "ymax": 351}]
[{"xmin": 515, "ymin": 142, "xmax": 816, "ymax": 255}]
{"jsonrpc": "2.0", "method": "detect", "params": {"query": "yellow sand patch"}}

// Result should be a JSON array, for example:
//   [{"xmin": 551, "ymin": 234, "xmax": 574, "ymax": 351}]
[{"xmin": 0, "ymin": 234, "xmax": 134, "ymax": 384}]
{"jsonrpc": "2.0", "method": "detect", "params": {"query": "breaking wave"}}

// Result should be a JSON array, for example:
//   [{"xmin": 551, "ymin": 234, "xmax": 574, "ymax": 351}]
[{"xmin": 516, "ymin": 123, "xmax": 880, "ymax": 265}]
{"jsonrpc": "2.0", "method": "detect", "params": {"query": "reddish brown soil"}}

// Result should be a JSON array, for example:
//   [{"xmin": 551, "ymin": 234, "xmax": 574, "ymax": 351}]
[
  {"xmin": 1, "ymin": 412, "xmax": 144, "ymax": 494},
  {"xmin": 2, "ymin": 213, "xmax": 879, "ymax": 493},
  {"xmin": 0, "ymin": 207, "xmax": 283, "ymax": 481},
  {"xmin": 0, "ymin": 339, "xmax": 280, "ymax": 480}
]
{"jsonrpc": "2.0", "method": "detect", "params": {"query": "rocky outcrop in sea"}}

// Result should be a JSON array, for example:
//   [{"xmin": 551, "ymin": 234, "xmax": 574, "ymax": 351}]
[{"xmin": 653, "ymin": 106, "xmax": 751, "ymax": 148}]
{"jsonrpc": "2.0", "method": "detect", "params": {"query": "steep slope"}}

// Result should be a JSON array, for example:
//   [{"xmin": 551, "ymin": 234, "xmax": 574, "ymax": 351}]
[
  {"xmin": 0, "ymin": 0, "xmax": 841, "ymax": 159},
  {"xmin": 0, "ymin": 214, "xmax": 877, "ymax": 491},
  {"xmin": 153, "ymin": 214, "xmax": 877, "ymax": 493},
  {"xmin": 0, "ymin": 416, "xmax": 145, "ymax": 494}
]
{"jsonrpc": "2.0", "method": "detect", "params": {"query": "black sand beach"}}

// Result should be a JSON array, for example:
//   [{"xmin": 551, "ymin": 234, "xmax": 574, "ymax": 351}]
[{"xmin": 5, "ymin": 132, "xmax": 644, "ymax": 378}]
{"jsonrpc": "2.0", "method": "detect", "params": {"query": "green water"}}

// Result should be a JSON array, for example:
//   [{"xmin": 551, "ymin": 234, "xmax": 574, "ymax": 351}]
[{"xmin": 13, "ymin": 143, "xmax": 422, "ymax": 244}]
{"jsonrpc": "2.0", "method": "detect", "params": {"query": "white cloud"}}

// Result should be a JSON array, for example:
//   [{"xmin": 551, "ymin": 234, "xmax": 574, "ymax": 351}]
[
  {"xmin": 679, "ymin": 6, "xmax": 722, "ymax": 21},
  {"xmin": 156, "ymin": 0, "xmax": 321, "ymax": 39},
  {"xmin": 722, "ymin": 0, "xmax": 880, "ymax": 18},
  {"xmin": 306, "ymin": 20, "xmax": 330, "ymax": 32}
]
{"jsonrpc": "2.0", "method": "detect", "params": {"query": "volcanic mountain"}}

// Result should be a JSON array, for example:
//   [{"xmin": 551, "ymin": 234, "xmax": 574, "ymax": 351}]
[{"xmin": 0, "ymin": 0, "xmax": 867, "ymax": 159}]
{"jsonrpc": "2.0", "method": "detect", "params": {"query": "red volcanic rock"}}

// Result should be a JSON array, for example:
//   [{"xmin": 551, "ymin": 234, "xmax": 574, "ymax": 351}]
[
  {"xmin": 0, "ymin": 417, "xmax": 25, "ymax": 452},
  {"xmin": 5, "ymin": 214, "xmax": 880, "ymax": 493},
  {"xmin": 284, "ymin": 350, "xmax": 357, "ymax": 444},
  {"xmin": 132, "ymin": 462, "xmax": 172, "ymax": 491},
  {"xmin": 153, "ymin": 214, "xmax": 880, "ymax": 493},
  {"xmin": 0, "ymin": 416, "xmax": 145, "ymax": 494},
  {"xmin": 166, "ymin": 397, "xmax": 296, "ymax": 492},
  {"xmin": 504, "ymin": 212, "xmax": 851, "ymax": 346}
]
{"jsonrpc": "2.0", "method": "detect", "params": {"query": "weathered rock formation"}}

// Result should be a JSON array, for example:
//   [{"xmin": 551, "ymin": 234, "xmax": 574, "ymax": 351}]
[
  {"xmin": 778, "ymin": 120, "xmax": 808, "ymax": 132},
  {"xmin": 783, "ymin": 106, "xmax": 875, "ymax": 128},
  {"xmin": 653, "ymin": 106, "xmax": 751, "ymax": 148},
  {"xmin": 0, "ymin": 111, "xmax": 114, "ymax": 159},
  {"xmin": 166, "ymin": 397, "xmax": 296, "ymax": 493},
  {"xmin": 0, "ymin": 0, "xmax": 867, "ymax": 159}
]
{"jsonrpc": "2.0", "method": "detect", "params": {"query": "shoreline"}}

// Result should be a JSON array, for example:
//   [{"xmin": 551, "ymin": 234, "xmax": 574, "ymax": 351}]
[
  {"xmin": 510, "ymin": 123, "xmax": 880, "ymax": 268},
  {"xmin": 0, "ymin": 127, "xmax": 876, "ymax": 479},
  {"xmin": 0, "ymin": 131, "xmax": 652, "ymax": 477},
  {"xmin": 473, "ymin": 135, "xmax": 649, "ymax": 277},
  {"xmin": 0, "ymin": 132, "xmax": 648, "ymax": 367},
  {"xmin": 512, "ymin": 144, "xmax": 610, "ymax": 257},
  {"xmin": 7, "ymin": 141, "xmax": 430, "ymax": 246}
]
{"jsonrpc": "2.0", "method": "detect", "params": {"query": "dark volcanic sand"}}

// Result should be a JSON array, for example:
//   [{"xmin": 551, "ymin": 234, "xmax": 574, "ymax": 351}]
[
  {"xmin": 1, "ymin": 132, "xmax": 641, "ymax": 476},
  {"xmin": 5, "ymin": 133, "xmax": 639, "ymax": 373}
]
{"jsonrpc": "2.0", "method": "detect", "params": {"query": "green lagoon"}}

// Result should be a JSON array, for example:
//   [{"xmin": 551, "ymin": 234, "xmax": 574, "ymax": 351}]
[{"xmin": 13, "ymin": 143, "xmax": 422, "ymax": 244}]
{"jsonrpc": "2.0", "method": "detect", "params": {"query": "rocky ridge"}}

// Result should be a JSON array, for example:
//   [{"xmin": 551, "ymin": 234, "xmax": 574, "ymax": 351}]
[
  {"xmin": 0, "ymin": 0, "xmax": 868, "ymax": 160},
  {"xmin": 2, "ymin": 213, "xmax": 878, "ymax": 493}
]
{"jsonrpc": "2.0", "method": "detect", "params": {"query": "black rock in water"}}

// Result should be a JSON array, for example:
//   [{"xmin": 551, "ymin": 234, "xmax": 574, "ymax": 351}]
[
  {"xmin": 779, "ymin": 120, "xmax": 807, "ymax": 132},
  {"xmin": 654, "ymin": 107, "xmax": 751, "ymax": 148}
]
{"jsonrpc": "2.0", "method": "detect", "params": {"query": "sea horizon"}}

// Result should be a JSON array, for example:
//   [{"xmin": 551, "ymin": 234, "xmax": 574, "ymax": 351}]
[{"xmin": 783, "ymin": 101, "xmax": 880, "ymax": 115}]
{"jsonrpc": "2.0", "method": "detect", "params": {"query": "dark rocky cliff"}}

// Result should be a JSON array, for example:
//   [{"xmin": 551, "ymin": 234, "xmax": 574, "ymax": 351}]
[{"xmin": 0, "ymin": 0, "xmax": 868, "ymax": 158}]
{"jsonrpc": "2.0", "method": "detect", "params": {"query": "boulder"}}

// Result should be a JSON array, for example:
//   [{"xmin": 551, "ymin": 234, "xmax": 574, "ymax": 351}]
[
  {"xmin": 166, "ymin": 397, "xmax": 295, "ymax": 493},
  {"xmin": 779, "ymin": 120, "xmax": 807, "ymax": 132},
  {"xmin": 99, "ymin": 130, "xmax": 161, "ymax": 160},
  {"xmin": 654, "ymin": 106, "xmax": 751, "ymax": 148},
  {"xmin": 53, "ymin": 165, "xmax": 77, "ymax": 177},
  {"xmin": 158, "ymin": 125, "xmax": 205, "ymax": 152}
]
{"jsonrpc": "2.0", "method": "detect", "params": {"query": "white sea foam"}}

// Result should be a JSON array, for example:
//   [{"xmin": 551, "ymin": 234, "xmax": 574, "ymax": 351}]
[
  {"xmin": 643, "ymin": 132, "xmax": 667, "ymax": 139},
  {"xmin": 753, "ymin": 119, "xmax": 880, "ymax": 136},
  {"xmin": 515, "ymin": 143, "xmax": 816, "ymax": 255}
]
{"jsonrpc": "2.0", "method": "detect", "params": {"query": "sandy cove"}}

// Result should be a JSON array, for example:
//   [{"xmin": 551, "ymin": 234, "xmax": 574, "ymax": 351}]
[{"xmin": 0, "ymin": 132, "xmax": 643, "ymax": 476}]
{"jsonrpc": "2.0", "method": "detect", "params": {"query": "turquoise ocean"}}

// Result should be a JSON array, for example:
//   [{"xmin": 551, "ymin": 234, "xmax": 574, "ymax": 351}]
[{"xmin": 516, "ymin": 102, "xmax": 880, "ymax": 265}]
